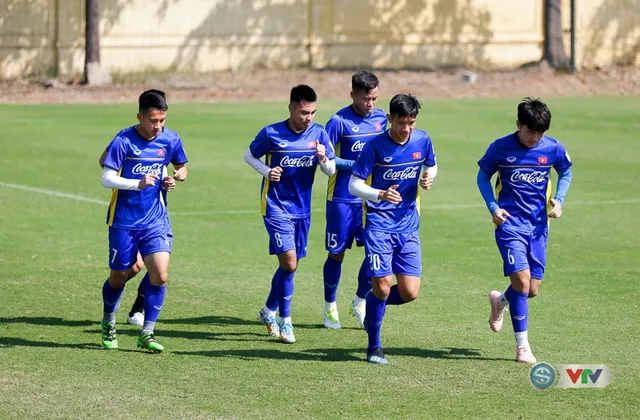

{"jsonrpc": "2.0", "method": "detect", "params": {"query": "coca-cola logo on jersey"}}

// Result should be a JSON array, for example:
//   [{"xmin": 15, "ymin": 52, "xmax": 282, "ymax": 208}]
[
  {"xmin": 351, "ymin": 140, "xmax": 366, "ymax": 152},
  {"xmin": 280, "ymin": 155, "xmax": 314, "ymax": 167},
  {"xmin": 510, "ymin": 170, "xmax": 547, "ymax": 184},
  {"xmin": 132, "ymin": 162, "xmax": 163, "ymax": 176},
  {"xmin": 383, "ymin": 166, "xmax": 419, "ymax": 181}
]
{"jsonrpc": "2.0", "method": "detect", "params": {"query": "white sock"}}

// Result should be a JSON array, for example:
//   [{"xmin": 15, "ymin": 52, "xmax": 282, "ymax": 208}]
[
  {"xmin": 515, "ymin": 331, "xmax": 529, "ymax": 348},
  {"xmin": 324, "ymin": 301, "xmax": 337, "ymax": 312},
  {"xmin": 262, "ymin": 306, "xmax": 276, "ymax": 318},
  {"xmin": 353, "ymin": 296, "xmax": 366, "ymax": 307},
  {"xmin": 280, "ymin": 316, "xmax": 292, "ymax": 325},
  {"xmin": 498, "ymin": 293, "xmax": 509, "ymax": 309}
]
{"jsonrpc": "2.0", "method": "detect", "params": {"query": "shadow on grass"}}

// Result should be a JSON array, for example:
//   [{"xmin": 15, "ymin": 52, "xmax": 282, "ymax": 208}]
[
  {"xmin": 162, "ymin": 315, "xmax": 262, "ymax": 327},
  {"xmin": 0, "ymin": 337, "xmax": 102, "ymax": 350},
  {"xmin": 173, "ymin": 346, "xmax": 512, "ymax": 362},
  {"xmin": 108, "ymin": 328, "xmax": 265, "ymax": 342},
  {"xmin": 0, "ymin": 317, "xmax": 94, "ymax": 327}
]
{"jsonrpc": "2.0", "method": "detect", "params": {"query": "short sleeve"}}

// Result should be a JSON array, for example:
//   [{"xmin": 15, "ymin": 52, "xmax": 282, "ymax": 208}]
[
  {"xmin": 171, "ymin": 136, "xmax": 188, "ymax": 165},
  {"xmin": 102, "ymin": 136, "xmax": 127, "ymax": 171},
  {"xmin": 424, "ymin": 136, "xmax": 437, "ymax": 167},
  {"xmin": 554, "ymin": 142, "xmax": 573, "ymax": 171},
  {"xmin": 477, "ymin": 142, "xmax": 498, "ymax": 176},
  {"xmin": 249, "ymin": 127, "xmax": 270, "ymax": 159},
  {"xmin": 325, "ymin": 115, "xmax": 343, "ymax": 148},
  {"xmin": 352, "ymin": 141, "xmax": 376, "ymax": 180}
]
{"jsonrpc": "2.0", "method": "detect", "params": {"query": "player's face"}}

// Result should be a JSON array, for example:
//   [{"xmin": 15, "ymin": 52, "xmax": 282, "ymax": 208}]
[
  {"xmin": 516, "ymin": 121, "xmax": 545, "ymax": 148},
  {"xmin": 137, "ymin": 108, "xmax": 167, "ymax": 139},
  {"xmin": 288, "ymin": 100, "xmax": 317, "ymax": 132},
  {"xmin": 388, "ymin": 114, "xmax": 417, "ymax": 143},
  {"xmin": 350, "ymin": 87, "xmax": 379, "ymax": 116}
]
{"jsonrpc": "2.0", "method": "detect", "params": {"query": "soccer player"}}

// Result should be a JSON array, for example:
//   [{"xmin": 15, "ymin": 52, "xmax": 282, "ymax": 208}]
[
  {"xmin": 477, "ymin": 97, "xmax": 572, "ymax": 363},
  {"xmin": 348, "ymin": 93, "xmax": 437, "ymax": 364},
  {"xmin": 98, "ymin": 141, "xmax": 187, "ymax": 328},
  {"xmin": 322, "ymin": 71, "xmax": 387, "ymax": 329},
  {"xmin": 99, "ymin": 89, "xmax": 188, "ymax": 352},
  {"xmin": 244, "ymin": 84, "xmax": 336, "ymax": 344}
]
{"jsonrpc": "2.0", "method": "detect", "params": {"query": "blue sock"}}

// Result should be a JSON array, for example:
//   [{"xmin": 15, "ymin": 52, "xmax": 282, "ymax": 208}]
[
  {"xmin": 323, "ymin": 257, "xmax": 342, "ymax": 302},
  {"xmin": 138, "ymin": 272, "xmax": 150, "ymax": 297},
  {"xmin": 265, "ymin": 270, "xmax": 279, "ymax": 312},
  {"xmin": 142, "ymin": 283, "xmax": 166, "ymax": 334},
  {"xmin": 355, "ymin": 258, "xmax": 371, "ymax": 299},
  {"xmin": 386, "ymin": 285, "xmax": 406, "ymax": 305},
  {"xmin": 365, "ymin": 292, "xmax": 386, "ymax": 352},
  {"xmin": 505, "ymin": 287, "xmax": 528, "ymax": 333},
  {"xmin": 276, "ymin": 268, "xmax": 295, "ymax": 318},
  {"xmin": 102, "ymin": 279, "xmax": 124, "ymax": 323}
]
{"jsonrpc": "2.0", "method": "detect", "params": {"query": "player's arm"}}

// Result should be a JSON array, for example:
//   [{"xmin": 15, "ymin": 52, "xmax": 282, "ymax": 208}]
[
  {"xmin": 316, "ymin": 132, "xmax": 336, "ymax": 177},
  {"xmin": 98, "ymin": 149, "xmax": 108, "ymax": 167},
  {"xmin": 477, "ymin": 168, "xmax": 509, "ymax": 224},
  {"xmin": 549, "ymin": 167, "xmax": 572, "ymax": 219},
  {"xmin": 102, "ymin": 167, "xmax": 157, "ymax": 190},
  {"xmin": 172, "ymin": 163, "xmax": 187, "ymax": 181},
  {"xmin": 325, "ymin": 116, "xmax": 354, "ymax": 171},
  {"xmin": 348, "ymin": 175, "xmax": 401, "ymax": 204},
  {"xmin": 420, "ymin": 164, "xmax": 438, "ymax": 190},
  {"xmin": 245, "ymin": 128, "xmax": 282, "ymax": 181}
]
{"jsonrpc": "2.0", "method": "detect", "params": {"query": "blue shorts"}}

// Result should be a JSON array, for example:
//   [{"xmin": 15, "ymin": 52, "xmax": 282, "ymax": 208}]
[
  {"xmin": 325, "ymin": 201, "xmax": 364, "ymax": 254},
  {"xmin": 495, "ymin": 228, "xmax": 548, "ymax": 280},
  {"xmin": 263, "ymin": 216, "xmax": 311, "ymax": 259},
  {"xmin": 363, "ymin": 229, "xmax": 422, "ymax": 278},
  {"xmin": 108, "ymin": 220, "xmax": 173, "ymax": 271}
]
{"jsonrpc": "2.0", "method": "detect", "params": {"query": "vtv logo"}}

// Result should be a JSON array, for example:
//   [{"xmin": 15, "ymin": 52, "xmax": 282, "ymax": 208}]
[{"xmin": 557, "ymin": 364, "xmax": 612, "ymax": 389}]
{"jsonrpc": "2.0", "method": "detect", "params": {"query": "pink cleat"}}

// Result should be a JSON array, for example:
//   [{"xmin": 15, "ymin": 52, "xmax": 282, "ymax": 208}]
[
  {"xmin": 516, "ymin": 346, "xmax": 537, "ymax": 364},
  {"xmin": 488, "ymin": 290, "xmax": 505, "ymax": 332}
]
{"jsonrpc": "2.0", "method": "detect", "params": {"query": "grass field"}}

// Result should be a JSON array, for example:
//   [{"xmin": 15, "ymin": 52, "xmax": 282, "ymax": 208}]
[{"xmin": 0, "ymin": 96, "xmax": 639, "ymax": 419}]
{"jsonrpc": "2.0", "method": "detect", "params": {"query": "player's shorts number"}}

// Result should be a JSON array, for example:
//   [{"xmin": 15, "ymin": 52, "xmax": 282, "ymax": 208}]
[
  {"xmin": 368, "ymin": 253, "xmax": 381, "ymax": 271},
  {"xmin": 274, "ymin": 232, "xmax": 283, "ymax": 248},
  {"xmin": 110, "ymin": 248, "xmax": 118, "ymax": 264},
  {"xmin": 507, "ymin": 248, "xmax": 515, "ymax": 265},
  {"xmin": 326, "ymin": 233, "xmax": 338, "ymax": 249}
]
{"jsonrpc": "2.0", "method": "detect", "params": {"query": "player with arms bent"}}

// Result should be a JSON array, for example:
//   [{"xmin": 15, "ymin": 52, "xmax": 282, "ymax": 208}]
[{"xmin": 477, "ymin": 97, "xmax": 572, "ymax": 363}]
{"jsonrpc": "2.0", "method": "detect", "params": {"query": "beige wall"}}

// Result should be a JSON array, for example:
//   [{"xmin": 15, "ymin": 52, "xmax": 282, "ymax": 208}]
[{"xmin": 0, "ymin": 0, "xmax": 638, "ymax": 79}]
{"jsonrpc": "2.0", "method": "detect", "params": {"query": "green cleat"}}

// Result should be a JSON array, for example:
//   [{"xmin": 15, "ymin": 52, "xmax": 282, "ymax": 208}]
[
  {"xmin": 137, "ymin": 333, "xmax": 164, "ymax": 353},
  {"xmin": 101, "ymin": 322, "xmax": 118, "ymax": 349}
]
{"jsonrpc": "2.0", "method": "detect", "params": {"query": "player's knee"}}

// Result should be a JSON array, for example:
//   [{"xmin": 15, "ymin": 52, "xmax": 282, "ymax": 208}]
[
  {"xmin": 400, "ymin": 289, "xmax": 419, "ymax": 302},
  {"xmin": 108, "ymin": 271, "xmax": 128, "ymax": 288},
  {"xmin": 528, "ymin": 289, "xmax": 539, "ymax": 298},
  {"xmin": 328, "ymin": 252, "xmax": 344, "ymax": 262},
  {"xmin": 280, "ymin": 261, "xmax": 297, "ymax": 272}
]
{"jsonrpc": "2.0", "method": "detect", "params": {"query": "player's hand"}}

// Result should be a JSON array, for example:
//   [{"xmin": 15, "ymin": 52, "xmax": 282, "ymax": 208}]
[
  {"xmin": 315, "ymin": 142, "xmax": 327, "ymax": 163},
  {"xmin": 173, "ymin": 166, "xmax": 187, "ymax": 181},
  {"xmin": 161, "ymin": 176, "xmax": 176, "ymax": 191},
  {"xmin": 492, "ymin": 208, "xmax": 510, "ymax": 225},
  {"xmin": 379, "ymin": 185, "xmax": 402, "ymax": 204},
  {"xmin": 269, "ymin": 166, "xmax": 283, "ymax": 182},
  {"xmin": 548, "ymin": 198, "xmax": 563, "ymax": 219},
  {"xmin": 420, "ymin": 171, "xmax": 434, "ymax": 190},
  {"xmin": 138, "ymin": 174, "xmax": 159, "ymax": 189}
]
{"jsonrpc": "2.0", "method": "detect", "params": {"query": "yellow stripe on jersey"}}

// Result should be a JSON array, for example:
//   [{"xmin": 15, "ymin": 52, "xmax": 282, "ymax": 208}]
[
  {"xmin": 493, "ymin": 175, "xmax": 503, "ymax": 229},
  {"xmin": 546, "ymin": 177, "xmax": 553, "ymax": 226},
  {"xmin": 326, "ymin": 143, "xmax": 340, "ymax": 201},
  {"xmin": 107, "ymin": 168, "xmax": 123, "ymax": 226},
  {"xmin": 343, "ymin": 131, "xmax": 383, "ymax": 138},
  {"xmin": 261, "ymin": 153, "xmax": 271, "ymax": 216},
  {"xmin": 125, "ymin": 157, "xmax": 165, "ymax": 161},
  {"xmin": 416, "ymin": 186, "xmax": 421, "ymax": 217}
]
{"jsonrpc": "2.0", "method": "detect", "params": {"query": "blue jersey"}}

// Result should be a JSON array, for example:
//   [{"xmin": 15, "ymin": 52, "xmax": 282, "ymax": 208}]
[
  {"xmin": 325, "ymin": 106, "xmax": 387, "ymax": 203},
  {"xmin": 478, "ymin": 132, "xmax": 572, "ymax": 231},
  {"xmin": 249, "ymin": 121, "xmax": 335, "ymax": 219},
  {"xmin": 103, "ymin": 126, "xmax": 188, "ymax": 229},
  {"xmin": 352, "ymin": 129, "xmax": 436, "ymax": 233}
]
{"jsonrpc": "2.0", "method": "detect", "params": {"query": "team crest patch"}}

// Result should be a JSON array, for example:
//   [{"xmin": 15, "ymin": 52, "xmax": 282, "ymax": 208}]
[
  {"xmin": 413, "ymin": 152, "xmax": 422, "ymax": 159},
  {"xmin": 375, "ymin": 123, "xmax": 382, "ymax": 130},
  {"xmin": 538, "ymin": 156, "xmax": 548, "ymax": 164},
  {"xmin": 383, "ymin": 157, "xmax": 393, "ymax": 163},
  {"xmin": 157, "ymin": 149, "xmax": 165, "ymax": 156},
  {"xmin": 351, "ymin": 126, "xmax": 360, "ymax": 132},
  {"xmin": 507, "ymin": 156, "xmax": 516, "ymax": 163}
]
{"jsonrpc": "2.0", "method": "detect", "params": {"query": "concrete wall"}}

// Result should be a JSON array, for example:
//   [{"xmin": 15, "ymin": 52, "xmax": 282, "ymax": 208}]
[{"xmin": 0, "ymin": 0, "xmax": 638, "ymax": 79}]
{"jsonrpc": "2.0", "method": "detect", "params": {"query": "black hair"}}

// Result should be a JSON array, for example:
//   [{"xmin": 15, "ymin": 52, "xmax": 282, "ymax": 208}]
[
  {"xmin": 138, "ymin": 89, "xmax": 168, "ymax": 113},
  {"xmin": 352, "ymin": 71, "xmax": 379, "ymax": 93},
  {"xmin": 290, "ymin": 84, "xmax": 317, "ymax": 104},
  {"xmin": 389, "ymin": 94, "xmax": 421, "ymax": 117},
  {"xmin": 517, "ymin": 97, "xmax": 551, "ymax": 132}
]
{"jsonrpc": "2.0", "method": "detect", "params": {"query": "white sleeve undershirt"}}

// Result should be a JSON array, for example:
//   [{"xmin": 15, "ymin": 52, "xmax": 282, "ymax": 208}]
[
  {"xmin": 101, "ymin": 167, "xmax": 140, "ymax": 190},
  {"xmin": 425, "ymin": 163, "xmax": 438, "ymax": 178},
  {"xmin": 318, "ymin": 158, "xmax": 336, "ymax": 177},
  {"xmin": 243, "ymin": 147, "xmax": 271, "ymax": 178},
  {"xmin": 348, "ymin": 175, "xmax": 381, "ymax": 203}
]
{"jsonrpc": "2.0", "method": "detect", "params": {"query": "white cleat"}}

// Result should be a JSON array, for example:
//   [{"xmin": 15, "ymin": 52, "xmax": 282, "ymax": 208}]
[
  {"xmin": 516, "ymin": 346, "xmax": 537, "ymax": 364},
  {"xmin": 279, "ymin": 323, "xmax": 296, "ymax": 344},
  {"xmin": 349, "ymin": 300, "xmax": 366, "ymax": 329},
  {"xmin": 324, "ymin": 308, "xmax": 341, "ymax": 329},
  {"xmin": 127, "ymin": 312, "xmax": 144, "ymax": 328},
  {"xmin": 488, "ymin": 290, "xmax": 505, "ymax": 332}
]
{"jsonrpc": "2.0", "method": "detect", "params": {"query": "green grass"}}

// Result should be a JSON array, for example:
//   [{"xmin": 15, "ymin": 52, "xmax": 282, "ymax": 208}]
[{"xmin": 1, "ymin": 97, "xmax": 639, "ymax": 419}]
